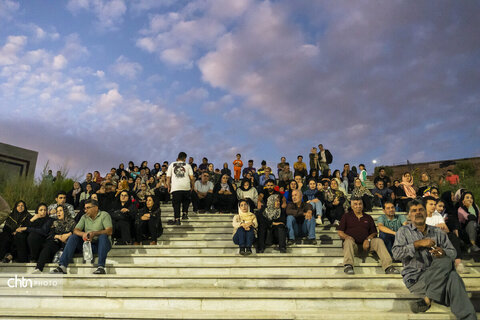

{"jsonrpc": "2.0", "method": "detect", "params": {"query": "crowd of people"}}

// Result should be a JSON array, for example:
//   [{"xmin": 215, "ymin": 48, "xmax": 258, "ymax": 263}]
[{"xmin": 0, "ymin": 147, "xmax": 477, "ymax": 318}]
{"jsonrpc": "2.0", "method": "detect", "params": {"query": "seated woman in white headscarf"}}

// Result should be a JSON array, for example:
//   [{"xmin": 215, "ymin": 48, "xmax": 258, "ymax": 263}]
[{"xmin": 232, "ymin": 200, "xmax": 258, "ymax": 256}]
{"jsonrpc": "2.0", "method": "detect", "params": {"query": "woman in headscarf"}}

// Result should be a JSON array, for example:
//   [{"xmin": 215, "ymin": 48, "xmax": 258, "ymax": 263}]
[
  {"xmin": 14, "ymin": 203, "xmax": 52, "ymax": 262},
  {"xmin": 396, "ymin": 172, "xmax": 416, "ymax": 211},
  {"xmin": 417, "ymin": 172, "xmax": 438, "ymax": 197},
  {"xmin": 236, "ymin": 178, "xmax": 258, "ymax": 210},
  {"xmin": 283, "ymin": 180, "xmax": 299, "ymax": 204},
  {"xmin": 324, "ymin": 179, "xmax": 347, "ymax": 226},
  {"xmin": 256, "ymin": 194, "xmax": 287, "ymax": 253},
  {"xmin": 127, "ymin": 161, "xmax": 135, "ymax": 173},
  {"xmin": 32, "ymin": 204, "xmax": 75, "ymax": 273},
  {"xmin": 457, "ymin": 191, "xmax": 480, "ymax": 253},
  {"xmin": 67, "ymin": 181, "xmax": 82, "ymax": 209},
  {"xmin": 351, "ymin": 178, "xmax": 374, "ymax": 212},
  {"xmin": 111, "ymin": 190, "xmax": 137, "ymax": 245},
  {"xmin": 213, "ymin": 174, "xmax": 237, "ymax": 213},
  {"xmin": 0, "ymin": 200, "xmax": 29, "ymax": 263},
  {"xmin": 221, "ymin": 162, "xmax": 232, "ymax": 178},
  {"xmin": 135, "ymin": 195, "xmax": 162, "ymax": 245},
  {"xmin": 232, "ymin": 199, "xmax": 258, "ymax": 255},
  {"xmin": 80, "ymin": 183, "xmax": 93, "ymax": 202}
]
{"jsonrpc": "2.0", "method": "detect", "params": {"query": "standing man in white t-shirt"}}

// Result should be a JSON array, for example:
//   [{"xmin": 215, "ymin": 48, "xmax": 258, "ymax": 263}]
[{"xmin": 166, "ymin": 152, "xmax": 194, "ymax": 225}]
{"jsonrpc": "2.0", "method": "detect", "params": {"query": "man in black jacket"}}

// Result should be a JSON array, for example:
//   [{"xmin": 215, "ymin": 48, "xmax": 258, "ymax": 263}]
[{"xmin": 318, "ymin": 144, "xmax": 333, "ymax": 174}]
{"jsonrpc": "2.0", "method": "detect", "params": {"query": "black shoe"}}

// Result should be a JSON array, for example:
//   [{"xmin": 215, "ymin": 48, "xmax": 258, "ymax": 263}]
[
  {"xmin": 304, "ymin": 239, "xmax": 317, "ymax": 245},
  {"xmin": 257, "ymin": 248, "xmax": 264, "ymax": 254},
  {"xmin": 410, "ymin": 299, "xmax": 431, "ymax": 313},
  {"xmin": 295, "ymin": 239, "xmax": 302, "ymax": 245},
  {"xmin": 167, "ymin": 219, "xmax": 176, "ymax": 225},
  {"xmin": 175, "ymin": 219, "xmax": 181, "ymax": 225},
  {"xmin": 198, "ymin": 210, "xmax": 206, "ymax": 214},
  {"xmin": 182, "ymin": 213, "xmax": 189, "ymax": 220},
  {"xmin": 287, "ymin": 239, "xmax": 295, "ymax": 246},
  {"xmin": 93, "ymin": 267, "xmax": 106, "ymax": 274},
  {"xmin": 239, "ymin": 247, "xmax": 246, "ymax": 255},
  {"xmin": 385, "ymin": 266, "xmax": 400, "ymax": 274},
  {"xmin": 344, "ymin": 264, "xmax": 354, "ymax": 275},
  {"xmin": 50, "ymin": 266, "xmax": 66, "ymax": 274},
  {"xmin": 245, "ymin": 247, "xmax": 252, "ymax": 255},
  {"xmin": 209, "ymin": 208, "xmax": 218, "ymax": 213},
  {"xmin": 279, "ymin": 248, "xmax": 287, "ymax": 253}
]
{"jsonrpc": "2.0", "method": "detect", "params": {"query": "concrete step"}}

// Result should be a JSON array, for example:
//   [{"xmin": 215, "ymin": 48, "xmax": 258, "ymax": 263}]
[
  {"xmin": 0, "ymin": 254, "xmax": 388, "ymax": 266},
  {"xmin": 2, "ymin": 272, "xmax": 480, "ymax": 291},
  {"xmin": 1, "ymin": 287, "xmax": 477, "ymax": 313},
  {"xmin": 0, "ymin": 262, "xmax": 409, "ymax": 276},
  {"xmin": 0, "ymin": 309, "xmax": 472, "ymax": 320}
]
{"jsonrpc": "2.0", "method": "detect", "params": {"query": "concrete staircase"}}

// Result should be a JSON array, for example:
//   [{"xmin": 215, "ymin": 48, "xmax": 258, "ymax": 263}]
[{"xmin": 0, "ymin": 206, "xmax": 479, "ymax": 319}]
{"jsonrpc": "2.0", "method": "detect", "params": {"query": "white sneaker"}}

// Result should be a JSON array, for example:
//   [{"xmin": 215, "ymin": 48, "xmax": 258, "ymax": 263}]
[
  {"xmin": 31, "ymin": 268, "xmax": 42, "ymax": 274},
  {"xmin": 316, "ymin": 217, "xmax": 323, "ymax": 225}
]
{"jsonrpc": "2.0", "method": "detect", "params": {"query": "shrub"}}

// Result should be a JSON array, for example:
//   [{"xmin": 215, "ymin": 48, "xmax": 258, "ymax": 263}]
[{"xmin": 0, "ymin": 162, "xmax": 75, "ymax": 209}]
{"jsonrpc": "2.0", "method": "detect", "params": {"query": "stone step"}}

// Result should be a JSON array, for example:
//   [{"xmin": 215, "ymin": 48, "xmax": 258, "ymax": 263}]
[
  {"xmin": 0, "ymin": 309, "xmax": 472, "ymax": 320},
  {"xmin": 159, "ymin": 231, "xmax": 340, "ymax": 240},
  {"xmin": 141, "ymin": 239, "xmax": 345, "ymax": 247},
  {"xmin": 0, "ymin": 262, "xmax": 409, "ymax": 276},
  {"xmin": 0, "ymin": 288, "xmax": 477, "ymax": 313},
  {"xmin": 160, "ymin": 226, "xmax": 350, "ymax": 233},
  {"xmin": 1, "ymin": 272, "xmax": 479, "ymax": 291},
  {"xmin": 2, "ymin": 254, "xmax": 388, "ymax": 266}
]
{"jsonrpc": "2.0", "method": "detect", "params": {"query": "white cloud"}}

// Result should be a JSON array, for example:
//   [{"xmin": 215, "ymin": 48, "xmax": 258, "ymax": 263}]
[
  {"xmin": 136, "ymin": 0, "xmax": 253, "ymax": 66},
  {"xmin": 52, "ymin": 54, "xmax": 67, "ymax": 70},
  {"xmin": 68, "ymin": 85, "xmax": 89, "ymax": 102},
  {"xmin": 176, "ymin": 87, "xmax": 209, "ymax": 105},
  {"xmin": 0, "ymin": 35, "xmax": 27, "ymax": 66},
  {"xmin": 67, "ymin": 0, "xmax": 127, "ymax": 30},
  {"xmin": 110, "ymin": 55, "xmax": 142, "ymax": 79},
  {"xmin": 61, "ymin": 34, "xmax": 89, "ymax": 60},
  {"xmin": 0, "ymin": 0, "xmax": 19, "ymax": 21},
  {"xmin": 96, "ymin": 88, "xmax": 123, "ymax": 111}
]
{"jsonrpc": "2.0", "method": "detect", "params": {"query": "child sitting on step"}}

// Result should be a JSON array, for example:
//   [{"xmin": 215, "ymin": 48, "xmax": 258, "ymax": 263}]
[{"xmin": 232, "ymin": 200, "xmax": 258, "ymax": 255}]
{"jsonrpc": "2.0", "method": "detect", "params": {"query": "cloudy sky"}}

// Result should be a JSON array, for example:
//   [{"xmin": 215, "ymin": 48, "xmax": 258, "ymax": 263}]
[{"xmin": 0, "ymin": 0, "xmax": 479, "ymax": 179}]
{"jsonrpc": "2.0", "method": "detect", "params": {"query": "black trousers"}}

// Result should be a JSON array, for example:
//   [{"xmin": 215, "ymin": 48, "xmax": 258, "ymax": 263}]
[
  {"xmin": 36, "ymin": 239, "xmax": 62, "ymax": 272},
  {"xmin": 214, "ymin": 194, "xmax": 236, "ymax": 213},
  {"xmin": 113, "ymin": 218, "xmax": 134, "ymax": 243},
  {"xmin": 155, "ymin": 188, "xmax": 170, "ymax": 202},
  {"xmin": 362, "ymin": 194, "xmax": 373, "ymax": 212},
  {"xmin": 172, "ymin": 190, "xmax": 191, "ymax": 219},
  {"xmin": 135, "ymin": 216, "xmax": 162, "ymax": 242},
  {"xmin": 191, "ymin": 191, "xmax": 214, "ymax": 211},
  {"xmin": 0, "ymin": 231, "xmax": 13, "ymax": 259},
  {"xmin": 448, "ymin": 232, "xmax": 463, "ymax": 260},
  {"xmin": 257, "ymin": 219, "xmax": 287, "ymax": 250},
  {"xmin": 325, "ymin": 205, "xmax": 344, "ymax": 224},
  {"xmin": 14, "ymin": 232, "xmax": 46, "ymax": 262},
  {"xmin": 28, "ymin": 233, "xmax": 46, "ymax": 261}
]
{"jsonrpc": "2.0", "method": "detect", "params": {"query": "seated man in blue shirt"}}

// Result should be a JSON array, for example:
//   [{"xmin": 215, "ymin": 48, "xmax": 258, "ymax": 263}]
[
  {"xmin": 392, "ymin": 199, "xmax": 476, "ymax": 318},
  {"xmin": 377, "ymin": 201, "xmax": 407, "ymax": 256}
]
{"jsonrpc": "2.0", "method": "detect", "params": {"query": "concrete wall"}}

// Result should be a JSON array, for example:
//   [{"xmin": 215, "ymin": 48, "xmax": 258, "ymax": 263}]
[{"xmin": 0, "ymin": 142, "xmax": 38, "ymax": 179}]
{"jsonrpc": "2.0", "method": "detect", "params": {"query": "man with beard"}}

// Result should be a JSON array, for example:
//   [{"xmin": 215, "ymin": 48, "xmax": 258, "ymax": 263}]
[
  {"xmin": 257, "ymin": 180, "xmax": 286, "ymax": 210},
  {"xmin": 392, "ymin": 200, "xmax": 476, "ymax": 318}
]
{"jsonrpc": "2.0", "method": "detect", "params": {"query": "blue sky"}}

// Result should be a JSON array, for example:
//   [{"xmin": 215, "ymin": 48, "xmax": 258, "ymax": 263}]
[{"xmin": 0, "ymin": 0, "xmax": 479, "ymax": 179}]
